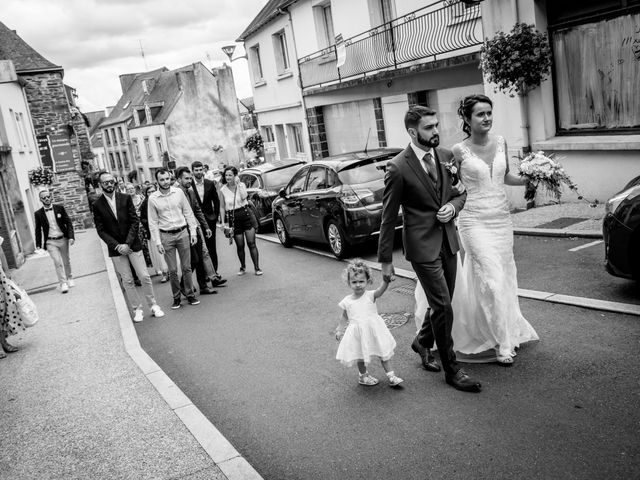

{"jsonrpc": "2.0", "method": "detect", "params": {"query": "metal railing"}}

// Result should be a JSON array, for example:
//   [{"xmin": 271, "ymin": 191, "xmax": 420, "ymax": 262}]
[{"xmin": 298, "ymin": 0, "xmax": 482, "ymax": 89}]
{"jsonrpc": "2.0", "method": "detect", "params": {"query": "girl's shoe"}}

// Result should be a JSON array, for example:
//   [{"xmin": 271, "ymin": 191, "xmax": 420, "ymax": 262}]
[
  {"xmin": 237, "ymin": 267, "xmax": 246, "ymax": 276},
  {"xmin": 386, "ymin": 371, "xmax": 404, "ymax": 387},
  {"xmin": 255, "ymin": 269, "xmax": 263, "ymax": 276},
  {"xmin": 358, "ymin": 373, "xmax": 379, "ymax": 386}
]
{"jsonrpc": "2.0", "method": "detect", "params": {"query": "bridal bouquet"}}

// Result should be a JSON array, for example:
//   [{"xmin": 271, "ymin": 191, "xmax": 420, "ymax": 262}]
[{"xmin": 518, "ymin": 151, "xmax": 595, "ymax": 205}]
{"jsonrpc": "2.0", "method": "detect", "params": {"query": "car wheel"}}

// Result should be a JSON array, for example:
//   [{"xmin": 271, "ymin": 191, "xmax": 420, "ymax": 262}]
[
  {"xmin": 326, "ymin": 220, "xmax": 349, "ymax": 258},
  {"xmin": 274, "ymin": 215, "xmax": 292, "ymax": 247}
]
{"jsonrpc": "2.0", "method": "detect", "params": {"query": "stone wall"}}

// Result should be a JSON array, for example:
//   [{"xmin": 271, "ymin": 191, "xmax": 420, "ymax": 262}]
[{"xmin": 20, "ymin": 71, "xmax": 92, "ymax": 228}]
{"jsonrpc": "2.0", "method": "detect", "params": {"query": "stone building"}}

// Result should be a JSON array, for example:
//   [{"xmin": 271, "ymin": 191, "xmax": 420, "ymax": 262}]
[{"xmin": 0, "ymin": 22, "xmax": 92, "ymax": 229}]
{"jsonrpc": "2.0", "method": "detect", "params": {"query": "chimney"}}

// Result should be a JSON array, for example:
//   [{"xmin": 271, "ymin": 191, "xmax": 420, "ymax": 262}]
[{"xmin": 175, "ymin": 72, "xmax": 183, "ymax": 91}]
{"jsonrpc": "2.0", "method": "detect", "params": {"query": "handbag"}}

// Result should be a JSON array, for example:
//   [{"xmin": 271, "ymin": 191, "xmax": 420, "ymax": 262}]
[
  {"xmin": 7, "ymin": 278, "xmax": 39, "ymax": 327},
  {"xmin": 224, "ymin": 185, "xmax": 237, "ymax": 244}
]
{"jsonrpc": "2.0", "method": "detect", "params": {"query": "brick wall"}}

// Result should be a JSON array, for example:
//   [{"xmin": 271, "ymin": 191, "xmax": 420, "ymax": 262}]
[{"xmin": 20, "ymin": 71, "xmax": 92, "ymax": 228}]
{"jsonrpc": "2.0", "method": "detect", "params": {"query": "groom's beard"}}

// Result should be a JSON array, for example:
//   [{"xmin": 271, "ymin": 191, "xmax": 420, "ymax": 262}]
[{"xmin": 416, "ymin": 132, "xmax": 440, "ymax": 149}]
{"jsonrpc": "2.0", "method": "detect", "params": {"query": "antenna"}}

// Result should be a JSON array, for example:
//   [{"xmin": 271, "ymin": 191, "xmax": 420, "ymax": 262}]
[
  {"xmin": 206, "ymin": 52, "xmax": 213, "ymax": 70},
  {"xmin": 363, "ymin": 127, "xmax": 371, "ymax": 154},
  {"xmin": 138, "ymin": 39, "xmax": 148, "ymax": 70}
]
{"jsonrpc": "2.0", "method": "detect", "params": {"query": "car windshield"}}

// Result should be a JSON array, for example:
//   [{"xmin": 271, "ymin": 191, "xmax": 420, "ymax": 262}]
[
  {"xmin": 337, "ymin": 156, "xmax": 394, "ymax": 185},
  {"xmin": 263, "ymin": 164, "xmax": 304, "ymax": 189}
]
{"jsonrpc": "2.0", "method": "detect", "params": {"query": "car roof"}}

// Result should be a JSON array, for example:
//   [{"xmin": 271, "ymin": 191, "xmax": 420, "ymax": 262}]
[
  {"xmin": 309, "ymin": 148, "xmax": 401, "ymax": 170},
  {"xmin": 241, "ymin": 159, "xmax": 306, "ymax": 175}
]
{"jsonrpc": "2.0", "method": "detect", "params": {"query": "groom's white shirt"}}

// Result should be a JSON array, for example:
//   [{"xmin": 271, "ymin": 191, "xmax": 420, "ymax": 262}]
[{"xmin": 409, "ymin": 142, "xmax": 435, "ymax": 177}]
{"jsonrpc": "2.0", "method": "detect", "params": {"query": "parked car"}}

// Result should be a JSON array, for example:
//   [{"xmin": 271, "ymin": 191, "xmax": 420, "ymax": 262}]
[
  {"xmin": 271, "ymin": 148, "xmax": 403, "ymax": 258},
  {"xmin": 603, "ymin": 174, "xmax": 640, "ymax": 280},
  {"xmin": 238, "ymin": 159, "xmax": 307, "ymax": 230}
]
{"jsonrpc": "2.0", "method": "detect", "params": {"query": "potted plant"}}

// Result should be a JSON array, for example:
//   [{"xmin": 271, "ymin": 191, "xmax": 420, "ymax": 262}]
[{"xmin": 28, "ymin": 166, "xmax": 54, "ymax": 187}]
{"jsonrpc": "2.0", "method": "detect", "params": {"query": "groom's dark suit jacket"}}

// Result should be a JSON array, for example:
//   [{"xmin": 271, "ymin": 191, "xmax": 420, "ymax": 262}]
[
  {"xmin": 192, "ymin": 179, "xmax": 220, "ymax": 227},
  {"xmin": 92, "ymin": 192, "xmax": 142, "ymax": 257},
  {"xmin": 378, "ymin": 144, "xmax": 466, "ymax": 263},
  {"xmin": 34, "ymin": 204, "xmax": 74, "ymax": 250}
]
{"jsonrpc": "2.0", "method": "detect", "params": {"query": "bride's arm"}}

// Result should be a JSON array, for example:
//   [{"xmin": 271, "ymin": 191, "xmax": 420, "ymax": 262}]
[{"xmin": 503, "ymin": 139, "xmax": 528, "ymax": 186}]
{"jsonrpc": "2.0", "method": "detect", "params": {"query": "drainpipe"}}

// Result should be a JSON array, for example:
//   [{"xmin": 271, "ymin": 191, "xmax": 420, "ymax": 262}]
[{"xmin": 511, "ymin": 0, "xmax": 530, "ymax": 153}]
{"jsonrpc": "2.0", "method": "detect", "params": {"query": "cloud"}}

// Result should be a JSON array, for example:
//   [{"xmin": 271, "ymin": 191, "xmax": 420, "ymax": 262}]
[{"xmin": 2, "ymin": 0, "xmax": 266, "ymax": 108}]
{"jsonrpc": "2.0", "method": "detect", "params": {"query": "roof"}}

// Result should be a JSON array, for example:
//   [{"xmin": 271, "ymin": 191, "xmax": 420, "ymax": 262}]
[
  {"xmin": 85, "ymin": 110, "xmax": 106, "ymax": 134},
  {"xmin": 236, "ymin": 0, "xmax": 297, "ymax": 41},
  {"xmin": 0, "ymin": 21, "xmax": 62, "ymax": 74}
]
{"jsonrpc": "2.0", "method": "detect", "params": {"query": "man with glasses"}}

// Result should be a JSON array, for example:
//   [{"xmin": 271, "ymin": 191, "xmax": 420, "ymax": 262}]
[
  {"xmin": 147, "ymin": 168, "xmax": 200, "ymax": 309},
  {"xmin": 34, "ymin": 189, "xmax": 75, "ymax": 293},
  {"xmin": 92, "ymin": 171, "xmax": 165, "ymax": 322}
]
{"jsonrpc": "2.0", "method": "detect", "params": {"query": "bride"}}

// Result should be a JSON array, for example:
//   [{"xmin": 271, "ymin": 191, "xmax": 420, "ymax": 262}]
[{"xmin": 415, "ymin": 94, "xmax": 538, "ymax": 365}]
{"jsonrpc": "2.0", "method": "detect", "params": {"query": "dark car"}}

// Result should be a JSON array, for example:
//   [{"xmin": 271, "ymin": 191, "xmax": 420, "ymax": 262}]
[
  {"xmin": 603, "ymin": 174, "xmax": 640, "ymax": 280},
  {"xmin": 238, "ymin": 159, "xmax": 307, "ymax": 230},
  {"xmin": 271, "ymin": 148, "xmax": 403, "ymax": 258}
]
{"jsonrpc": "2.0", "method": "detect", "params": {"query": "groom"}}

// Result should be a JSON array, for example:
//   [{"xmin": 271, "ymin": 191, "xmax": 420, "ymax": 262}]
[{"xmin": 378, "ymin": 105, "xmax": 481, "ymax": 393}]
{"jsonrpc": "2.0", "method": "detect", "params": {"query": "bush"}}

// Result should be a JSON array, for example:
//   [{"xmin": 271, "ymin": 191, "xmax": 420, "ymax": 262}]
[
  {"xmin": 480, "ymin": 22, "xmax": 552, "ymax": 96},
  {"xmin": 28, "ymin": 167, "xmax": 54, "ymax": 186},
  {"xmin": 244, "ymin": 133, "xmax": 264, "ymax": 154}
]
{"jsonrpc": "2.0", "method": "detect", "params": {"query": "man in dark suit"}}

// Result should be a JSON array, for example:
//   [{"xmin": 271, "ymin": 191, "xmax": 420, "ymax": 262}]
[
  {"xmin": 191, "ymin": 161, "xmax": 226, "ymax": 286},
  {"xmin": 378, "ymin": 105, "xmax": 481, "ymax": 393},
  {"xmin": 92, "ymin": 171, "xmax": 165, "ymax": 322},
  {"xmin": 34, "ymin": 189, "xmax": 75, "ymax": 294}
]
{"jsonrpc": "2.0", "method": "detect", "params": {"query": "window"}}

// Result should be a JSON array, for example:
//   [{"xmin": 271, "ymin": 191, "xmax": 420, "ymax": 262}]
[
  {"xmin": 287, "ymin": 168, "xmax": 308, "ymax": 194},
  {"xmin": 314, "ymin": 3, "xmax": 335, "ymax": 48},
  {"xmin": 239, "ymin": 173, "xmax": 262, "ymax": 189},
  {"xmin": 132, "ymin": 139, "xmax": 140, "ymax": 161},
  {"xmin": 104, "ymin": 129, "xmax": 111, "ymax": 146},
  {"xmin": 11, "ymin": 110, "xmax": 28, "ymax": 149},
  {"xmin": 368, "ymin": 0, "xmax": 396, "ymax": 27},
  {"xmin": 551, "ymin": 11, "xmax": 640, "ymax": 132},
  {"xmin": 272, "ymin": 30, "xmax": 290, "ymax": 74},
  {"xmin": 306, "ymin": 166, "xmax": 327, "ymax": 190},
  {"xmin": 143, "ymin": 137, "xmax": 151, "ymax": 161},
  {"xmin": 249, "ymin": 44, "xmax": 264, "ymax": 82},
  {"xmin": 144, "ymin": 104, "xmax": 152, "ymax": 124},
  {"xmin": 155, "ymin": 135, "xmax": 163, "ymax": 156},
  {"xmin": 110, "ymin": 129, "xmax": 117, "ymax": 147},
  {"xmin": 289, "ymin": 124, "xmax": 305, "ymax": 154},
  {"xmin": 122, "ymin": 151, "xmax": 130, "ymax": 169},
  {"xmin": 108, "ymin": 153, "xmax": 116, "ymax": 170},
  {"xmin": 115, "ymin": 152, "xmax": 123, "ymax": 169},
  {"xmin": 262, "ymin": 125, "xmax": 275, "ymax": 142},
  {"xmin": 117, "ymin": 126, "xmax": 124, "ymax": 143}
]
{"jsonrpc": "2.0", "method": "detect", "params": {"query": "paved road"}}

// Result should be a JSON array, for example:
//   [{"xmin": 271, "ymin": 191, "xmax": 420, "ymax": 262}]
[
  {"xmin": 138, "ymin": 238, "xmax": 640, "ymax": 480},
  {"xmin": 260, "ymin": 232, "xmax": 640, "ymax": 305}
]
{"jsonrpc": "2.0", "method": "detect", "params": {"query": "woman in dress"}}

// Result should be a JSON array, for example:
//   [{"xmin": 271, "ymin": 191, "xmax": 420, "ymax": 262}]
[
  {"xmin": 0, "ymin": 264, "xmax": 23, "ymax": 358},
  {"xmin": 450, "ymin": 94, "xmax": 539, "ymax": 365},
  {"xmin": 219, "ymin": 166, "xmax": 262, "ymax": 276}
]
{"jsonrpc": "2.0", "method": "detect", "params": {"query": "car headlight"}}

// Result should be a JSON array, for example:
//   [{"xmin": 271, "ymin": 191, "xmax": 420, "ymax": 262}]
[{"xmin": 605, "ymin": 186, "xmax": 640, "ymax": 215}]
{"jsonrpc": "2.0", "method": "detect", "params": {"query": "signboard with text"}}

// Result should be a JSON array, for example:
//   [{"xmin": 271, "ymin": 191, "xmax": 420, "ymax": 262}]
[
  {"xmin": 36, "ymin": 135, "xmax": 53, "ymax": 168},
  {"xmin": 49, "ymin": 134, "xmax": 75, "ymax": 172}
]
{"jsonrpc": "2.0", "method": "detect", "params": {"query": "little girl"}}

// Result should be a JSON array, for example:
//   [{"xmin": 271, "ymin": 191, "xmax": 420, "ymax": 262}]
[{"xmin": 335, "ymin": 259, "xmax": 403, "ymax": 387}]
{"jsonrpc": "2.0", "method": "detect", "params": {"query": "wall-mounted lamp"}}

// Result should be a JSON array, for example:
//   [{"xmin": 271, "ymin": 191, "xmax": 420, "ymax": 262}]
[{"xmin": 222, "ymin": 44, "xmax": 248, "ymax": 63}]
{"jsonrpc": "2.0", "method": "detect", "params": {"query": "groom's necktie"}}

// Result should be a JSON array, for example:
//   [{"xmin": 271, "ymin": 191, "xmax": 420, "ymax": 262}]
[{"xmin": 422, "ymin": 152, "xmax": 437, "ymax": 183}]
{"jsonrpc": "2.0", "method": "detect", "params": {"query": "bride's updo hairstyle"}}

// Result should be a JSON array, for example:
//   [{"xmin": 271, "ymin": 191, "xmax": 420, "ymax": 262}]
[
  {"xmin": 458, "ymin": 94, "xmax": 493, "ymax": 138},
  {"xmin": 342, "ymin": 258, "xmax": 373, "ymax": 285}
]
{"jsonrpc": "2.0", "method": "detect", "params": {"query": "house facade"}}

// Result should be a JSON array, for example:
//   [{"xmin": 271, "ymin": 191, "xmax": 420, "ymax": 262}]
[
  {"xmin": 102, "ymin": 63, "xmax": 244, "ymax": 181},
  {"xmin": 239, "ymin": 0, "xmax": 640, "ymax": 206},
  {"xmin": 0, "ymin": 60, "xmax": 41, "ymax": 267}
]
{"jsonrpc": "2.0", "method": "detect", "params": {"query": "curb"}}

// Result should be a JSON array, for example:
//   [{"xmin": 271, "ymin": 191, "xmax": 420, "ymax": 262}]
[
  {"xmin": 513, "ymin": 227, "xmax": 603, "ymax": 239},
  {"xmin": 257, "ymin": 234, "xmax": 640, "ymax": 317},
  {"xmin": 100, "ymin": 242, "xmax": 263, "ymax": 480}
]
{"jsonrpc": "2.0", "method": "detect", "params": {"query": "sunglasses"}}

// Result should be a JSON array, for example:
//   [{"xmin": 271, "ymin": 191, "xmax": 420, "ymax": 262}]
[
  {"xmin": 101, "ymin": 180, "xmax": 116, "ymax": 185},
  {"xmin": 40, "ymin": 195, "xmax": 52, "ymax": 199}
]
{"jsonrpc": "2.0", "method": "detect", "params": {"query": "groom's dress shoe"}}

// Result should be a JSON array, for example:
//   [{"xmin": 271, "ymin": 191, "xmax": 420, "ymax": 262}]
[
  {"xmin": 445, "ymin": 370, "xmax": 482, "ymax": 393},
  {"xmin": 411, "ymin": 337, "xmax": 441, "ymax": 372}
]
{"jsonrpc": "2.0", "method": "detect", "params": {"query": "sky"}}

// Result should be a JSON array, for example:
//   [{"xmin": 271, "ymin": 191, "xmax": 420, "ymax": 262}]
[{"xmin": 1, "ymin": 0, "xmax": 267, "ymax": 112}]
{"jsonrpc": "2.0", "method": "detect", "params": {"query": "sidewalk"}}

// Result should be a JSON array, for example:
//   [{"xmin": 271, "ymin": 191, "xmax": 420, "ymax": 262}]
[
  {"xmin": 0, "ymin": 230, "xmax": 259, "ymax": 480},
  {"xmin": 511, "ymin": 202, "xmax": 605, "ymax": 238}
]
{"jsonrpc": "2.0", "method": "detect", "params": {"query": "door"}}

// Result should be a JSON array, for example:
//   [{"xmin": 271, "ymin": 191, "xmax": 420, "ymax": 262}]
[
  {"xmin": 299, "ymin": 165, "xmax": 329, "ymax": 240},
  {"xmin": 279, "ymin": 167, "xmax": 308, "ymax": 237},
  {"xmin": 381, "ymin": 95, "xmax": 410, "ymax": 148}
]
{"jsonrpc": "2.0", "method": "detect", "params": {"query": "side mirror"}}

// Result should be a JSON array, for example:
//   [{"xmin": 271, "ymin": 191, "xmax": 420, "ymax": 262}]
[{"xmin": 278, "ymin": 188, "xmax": 287, "ymax": 198}]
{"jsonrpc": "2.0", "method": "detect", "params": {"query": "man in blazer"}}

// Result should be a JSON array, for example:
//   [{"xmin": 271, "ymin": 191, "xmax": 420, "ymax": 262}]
[
  {"xmin": 34, "ymin": 189, "xmax": 75, "ymax": 293},
  {"xmin": 92, "ymin": 171, "xmax": 165, "ymax": 322},
  {"xmin": 378, "ymin": 105, "xmax": 481, "ymax": 393},
  {"xmin": 191, "ymin": 160, "xmax": 226, "ymax": 286}
]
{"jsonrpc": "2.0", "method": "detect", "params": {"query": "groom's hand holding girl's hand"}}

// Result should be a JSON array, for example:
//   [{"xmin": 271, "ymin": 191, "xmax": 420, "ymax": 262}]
[
  {"xmin": 381, "ymin": 263, "xmax": 395, "ymax": 283},
  {"xmin": 436, "ymin": 202, "xmax": 456, "ymax": 223}
]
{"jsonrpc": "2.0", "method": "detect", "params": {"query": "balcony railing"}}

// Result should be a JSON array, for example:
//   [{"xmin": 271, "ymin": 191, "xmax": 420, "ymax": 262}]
[{"xmin": 298, "ymin": 0, "xmax": 482, "ymax": 89}]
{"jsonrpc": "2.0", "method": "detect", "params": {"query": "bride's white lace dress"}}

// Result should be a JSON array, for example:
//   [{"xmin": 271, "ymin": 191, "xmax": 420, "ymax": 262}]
[{"xmin": 414, "ymin": 136, "xmax": 539, "ymax": 362}]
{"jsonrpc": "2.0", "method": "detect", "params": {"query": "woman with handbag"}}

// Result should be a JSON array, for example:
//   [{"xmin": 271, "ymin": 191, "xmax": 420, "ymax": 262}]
[
  {"xmin": 0, "ymin": 264, "xmax": 24, "ymax": 358},
  {"xmin": 218, "ymin": 166, "xmax": 262, "ymax": 276}
]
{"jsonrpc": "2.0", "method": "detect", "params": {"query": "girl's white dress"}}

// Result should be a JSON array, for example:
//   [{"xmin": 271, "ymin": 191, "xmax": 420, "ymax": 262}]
[{"xmin": 336, "ymin": 290, "xmax": 396, "ymax": 367}]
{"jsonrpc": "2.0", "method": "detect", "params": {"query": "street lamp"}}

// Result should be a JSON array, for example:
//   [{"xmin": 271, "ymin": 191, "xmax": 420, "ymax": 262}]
[{"xmin": 222, "ymin": 44, "xmax": 247, "ymax": 62}]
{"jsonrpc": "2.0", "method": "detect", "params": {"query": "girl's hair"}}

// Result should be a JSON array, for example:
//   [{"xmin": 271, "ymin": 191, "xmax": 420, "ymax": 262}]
[
  {"xmin": 342, "ymin": 258, "xmax": 373, "ymax": 285},
  {"xmin": 457, "ymin": 94, "xmax": 493, "ymax": 138},
  {"xmin": 220, "ymin": 166, "xmax": 238, "ymax": 184}
]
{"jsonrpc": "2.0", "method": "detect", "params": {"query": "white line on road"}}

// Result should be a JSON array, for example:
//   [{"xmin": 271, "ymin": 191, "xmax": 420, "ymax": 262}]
[{"xmin": 569, "ymin": 240, "xmax": 603, "ymax": 252}]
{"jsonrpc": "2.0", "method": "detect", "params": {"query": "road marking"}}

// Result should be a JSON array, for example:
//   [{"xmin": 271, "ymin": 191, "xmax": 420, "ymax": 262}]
[
  {"xmin": 256, "ymin": 234, "xmax": 640, "ymax": 317},
  {"xmin": 569, "ymin": 240, "xmax": 603, "ymax": 252}
]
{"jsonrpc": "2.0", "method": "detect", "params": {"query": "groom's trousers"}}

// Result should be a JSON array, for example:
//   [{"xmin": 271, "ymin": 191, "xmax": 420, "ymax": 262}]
[{"xmin": 412, "ymin": 246, "xmax": 459, "ymax": 376}]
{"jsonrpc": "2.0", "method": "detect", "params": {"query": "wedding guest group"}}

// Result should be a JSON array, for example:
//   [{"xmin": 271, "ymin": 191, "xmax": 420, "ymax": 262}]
[
  {"xmin": 92, "ymin": 171, "xmax": 165, "ymax": 322},
  {"xmin": 34, "ymin": 189, "xmax": 75, "ymax": 294},
  {"xmin": 147, "ymin": 168, "xmax": 200, "ymax": 309}
]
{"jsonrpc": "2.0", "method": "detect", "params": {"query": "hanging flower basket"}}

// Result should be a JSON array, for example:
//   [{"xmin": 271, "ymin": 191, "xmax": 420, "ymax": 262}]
[
  {"xmin": 28, "ymin": 167, "xmax": 54, "ymax": 186},
  {"xmin": 480, "ymin": 22, "xmax": 552, "ymax": 97}
]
